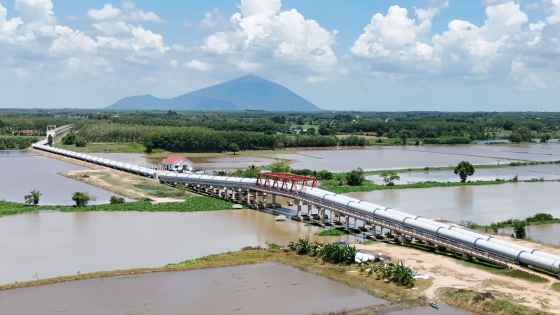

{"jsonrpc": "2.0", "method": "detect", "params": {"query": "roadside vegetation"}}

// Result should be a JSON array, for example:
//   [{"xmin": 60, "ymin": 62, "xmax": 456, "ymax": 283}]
[{"xmin": 0, "ymin": 196, "xmax": 237, "ymax": 218}]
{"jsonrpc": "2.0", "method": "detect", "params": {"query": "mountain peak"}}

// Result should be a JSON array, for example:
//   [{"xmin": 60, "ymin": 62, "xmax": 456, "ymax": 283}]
[{"xmin": 106, "ymin": 75, "xmax": 322, "ymax": 111}]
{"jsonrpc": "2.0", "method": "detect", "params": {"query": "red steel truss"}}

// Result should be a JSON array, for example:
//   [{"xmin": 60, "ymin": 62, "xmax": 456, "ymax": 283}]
[{"xmin": 256, "ymin": 172, "xmax": 317, "ymax": 194}]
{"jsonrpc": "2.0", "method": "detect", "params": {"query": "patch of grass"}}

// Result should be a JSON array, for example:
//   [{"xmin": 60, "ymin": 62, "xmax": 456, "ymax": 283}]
[
  {"xmin": 0, "ymin": 196, "xmax": 238, "ymax": 218},
  {"xmin": 265, "ymin": 242, "xmax": 281, "ymax": 249},
  {"xmin": 437, "ymin": 287, "xmax": 553, "ymax": 315},
  {"xmin": 315, "ymin": 228, "xmax": 350, "ymax": 236},
  {"xmin": 481, "ymin": 278, "xmax": 523, "ymax": 290},
  {"xmin": 551, "ymin": 282, "xmax": 560, "ymax": 292}
]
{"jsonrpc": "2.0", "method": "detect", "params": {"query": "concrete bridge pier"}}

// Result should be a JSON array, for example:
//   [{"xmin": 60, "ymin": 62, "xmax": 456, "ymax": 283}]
[
  {"xmin": 318, "ymin": 207, "xmax": 325, "ymax": 227},
  {"xmin": 345, "ymin": 216, "xmax": 350, "ymax": 229},
  {"xmin": 238, "ymin": 189, "xmax": 243, "ymax": 203}
]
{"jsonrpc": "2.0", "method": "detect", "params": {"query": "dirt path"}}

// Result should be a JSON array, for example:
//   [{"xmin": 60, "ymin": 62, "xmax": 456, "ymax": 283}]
[{"xmin": 357, "ymin": 240, "xmax": 560, "ymax": 314}]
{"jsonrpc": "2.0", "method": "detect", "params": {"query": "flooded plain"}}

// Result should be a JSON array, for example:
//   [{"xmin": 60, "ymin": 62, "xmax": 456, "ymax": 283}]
[
  {"xmin": 0, "ymin": 263, "xmax": 385, "ymax": 315},
  {"xmin": 500, "ymin": 224, "xmax": 560, "ymax": 246},
  {"xmin": 50, "ymin": 143, "xmax": 560, "ymax": 173},
  {"xmin": 345, "ymin": 182, "xmax": 560, "ymax": 225},
  {"xmin": 0, "ymin": 151, "xmax": 128, "ymax": 205},
  {"xmin": 0, "ymin": 209, "xmax": 357, "ymax": 285},
  {"xmin": 367, "ymin": 164, "xmax": 560, "ymax": 184}
]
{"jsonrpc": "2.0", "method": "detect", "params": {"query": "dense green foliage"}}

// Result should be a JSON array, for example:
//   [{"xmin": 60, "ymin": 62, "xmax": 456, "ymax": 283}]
[
  {"xmin": 109, "ymin": 196, "xmax": 126, "ymax": 204},
  {"xmin": 24, "ymin": 190, "xmax": 41, "ymax": 206},
  {"xmin": 358, "ymin": 260, "xmax": 416, "ymax": 287},
  {"xmin": 0, "ymin": 196, "xmax": 236, "ymax": 218},
  {"xmin": 454, "ymin": 161, "xmax": 475, "ymax": 182},
  {"xmin": 287, "ymin": 237, "xmax": 357, "ymax": 265},
  {"xmin": 379, "ymin": 170, "xmax": 400, "ymax": 186},
  {"xmin": 0, "ymin": 136, "xmax": 40, "ymax": 150},
  {"xmin": 72, "ymin": 192, "xmax": 96, "ymax": 207},
  {"xmin": 512, "ymin": 220, "xmax": 527, "ymax": 239},
  {"xmin": 62, "ymin": 131, "xmax": 87, "ymax": 147},
  {"xmin": 346, "ymin": 168, "xmax": 365, "ymax": 186},
  {"xmin": 315, "ymin": 228, "xmax": 349, "ymax": 236},
  {"xmin": 488, "ymin": 213, "xmax": 560, "ymax": 234}
]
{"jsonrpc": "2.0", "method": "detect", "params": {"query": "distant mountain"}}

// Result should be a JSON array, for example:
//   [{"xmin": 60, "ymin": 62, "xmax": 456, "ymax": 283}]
[{"xmin": 106, "ymin": 75, "xmax": 322, "ymax": 111}]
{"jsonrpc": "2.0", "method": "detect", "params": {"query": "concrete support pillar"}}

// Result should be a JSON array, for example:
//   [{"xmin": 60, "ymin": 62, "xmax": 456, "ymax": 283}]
[
  {"xmin": 197, "ymin": 185, "xmax": 201, "ymax": 193},
  {"xmin": 345, "ymin": 216, "xmax": 350, "ymax": 229},
  {"xmin": 263, "ymin": 193, "xmax": 268, "ymax": 206},
  {"xmin": 318, "ymin": 207, "xmax": 324, "ymax": 226},
  {"xmin": 223, "ymin": 187, "xmax": 227, "ymax": 199},
  {"xmin": 253, "ymin": 191, "xmax": 258, "ymax": 205},
  {"xmin": 296, "ymin": 201, "xmax": 302, "ymax": 217},
  {"xmin": 307, "ymin": 204, "xmax": 312, "ymax": 216},
  {"xmin": 210, "ymin": 186, "xmax": 214, "ymax": 197},
  {"xmin": 272, "ymin": 194, "xmax": 277, "ymax": 204},
  {"xmin": 238, "ymin": 189, "xmax": 243, "ymax": 203},
  {"xmin": 246, "ymin": 190, "xmax": 251, "ymax": 204}
]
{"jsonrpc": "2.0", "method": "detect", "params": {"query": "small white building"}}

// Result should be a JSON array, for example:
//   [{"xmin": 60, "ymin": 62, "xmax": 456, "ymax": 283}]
[{"xmin": 162, "ymin": 155, "xmax": 194, "ymax": 172}]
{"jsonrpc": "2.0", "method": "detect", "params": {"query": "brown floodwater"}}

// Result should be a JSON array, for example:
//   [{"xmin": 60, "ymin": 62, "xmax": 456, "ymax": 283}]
[
  {"xmin": 0, "ymin": 263, "xmax": 385, "ymax": 315},
  {"xmin": 0, "ymin": 210, "xmax": 357, "ymax": 285},
  {"xmin": 500, "ymin": 223, "xmax": 560, "ymax": 246},
  {"xmin": 346, "ymin": 182, "xmax": 560, "ymax": 225},
  {"xmin": 0, "ymin": 151, "xmax": 129, "ymax": 205},
  {"xmin": 367, "ymin": 164, "xmax": 560, "ymax": 184},
  {"xmin": 388, "ymin": 305, "xmax": 476, "ymax": 315}
]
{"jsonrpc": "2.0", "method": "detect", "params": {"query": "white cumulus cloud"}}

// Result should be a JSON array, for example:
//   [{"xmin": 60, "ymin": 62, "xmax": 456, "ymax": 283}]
[
  {"xmin": 201, "ymin": 0, "xmax": 337, "ymax": 73},
  {"xmin": 184, "ymin": 59, "xmax": 214, "ymax": 71}
]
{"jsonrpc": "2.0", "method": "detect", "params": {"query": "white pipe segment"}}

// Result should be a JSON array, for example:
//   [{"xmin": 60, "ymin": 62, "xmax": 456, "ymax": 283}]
[{"xmin": 31, "ymin": 139, "xmax": 560, "ymax": 275}]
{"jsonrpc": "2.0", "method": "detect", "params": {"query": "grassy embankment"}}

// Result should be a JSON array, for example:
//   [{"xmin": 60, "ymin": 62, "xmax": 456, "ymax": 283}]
[
  {"xmin": 0, "ymin": 247, "xmax": 554, "ymax": 315},
  {"xmin": 361, "ymin": 160, "xmax": 560, "ymax": 176},
  {"xmin": 0, "ymin": 196, "xmax": 236, "ymax": 218},
  {"xmin": 321, "ymin": 178, "xmax": 526, "ymax": 194},
  {"xmin": 321, "ymin": 160, "xmax": 560, "ymax": 194},
  {"xmin": 438, "ymin": 288, "xmax": 553, "ymax": 315}
]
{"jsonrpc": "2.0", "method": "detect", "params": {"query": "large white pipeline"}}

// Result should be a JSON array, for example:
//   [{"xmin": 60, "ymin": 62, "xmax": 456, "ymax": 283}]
[
  {"xmin": 31, "ymin": 139, "xmax": 560, "ymax": 275},
  {"xmin": 306, "ymin": 187, "xmax": 560, "ymax": 264}
]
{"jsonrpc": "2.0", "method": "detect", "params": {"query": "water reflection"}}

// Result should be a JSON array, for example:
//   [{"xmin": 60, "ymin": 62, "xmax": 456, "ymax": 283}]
[
  {"xmin": 500, "ymin": 223, "xmax": 560, "ymax": 246},
  {"xmin": 0, "ymin": 263, "xmax": 384, "ymax": 315},
  {"xmin": 367, "ymin": 164, "xmax": 560, "ymax": 184},
  {"xmin": 0, "ymin": 152, "xmax": 128, "ymax": 205},
  {"xmin": 346, "ymin": 182, "xmax": 560, "ymax": 225},
  {"xmin": 0, "ymin": 210, "xmax": 356, "ymax": 284}
]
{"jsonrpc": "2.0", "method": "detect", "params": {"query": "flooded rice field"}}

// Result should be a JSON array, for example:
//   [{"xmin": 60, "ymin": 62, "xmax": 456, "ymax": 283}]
[
  {"xmin": 345, "ymin": 182, "xmax": 560, "ymax": 225},
  {"xmin": 500, "ymin": 223, "xmax": 560, "ymax": 246},
  {"xmin": 0, "ymin": 151, "xmax": 128, "ymax": 205},
  {"xmin": 0, "ymin": 263, "xmax": 385, "ymax": 315},
  {"xmin": 0, "ymin": 262, "xmax": 475, "ymax": 315},
  {"xmin": 367, "ymin": 164, "xmax": 560, "ymax": 184},
  {"xmin": 43, "ymin": 143, "xmax": 560, "ymax": 173},
  {"xmin": 0, "ymin": 209, "xmax": 357, "ymax": 285}
]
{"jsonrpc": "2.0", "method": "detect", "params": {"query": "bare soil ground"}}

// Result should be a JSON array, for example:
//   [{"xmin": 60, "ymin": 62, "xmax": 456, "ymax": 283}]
[{"xmin": 357, "ymin": 237, "xmax": 560, "ymax": 314}]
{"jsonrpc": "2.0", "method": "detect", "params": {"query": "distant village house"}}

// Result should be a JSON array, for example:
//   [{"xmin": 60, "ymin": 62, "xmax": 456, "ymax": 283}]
[{"xmin": 162, "ymin": 155, "xmax": 194, "ymax": 172}]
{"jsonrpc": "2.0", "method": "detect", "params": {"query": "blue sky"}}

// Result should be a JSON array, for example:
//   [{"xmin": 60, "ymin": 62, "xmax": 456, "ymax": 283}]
[{"xmin": 0, "ymin": 0, "xmax": 559, "ymax": 111}]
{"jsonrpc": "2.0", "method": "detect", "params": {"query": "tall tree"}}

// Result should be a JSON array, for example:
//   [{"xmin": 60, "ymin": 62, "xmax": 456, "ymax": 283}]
[{"xmin": 454, "ymin": 161, "xmax": 475, "ymax": 182}]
